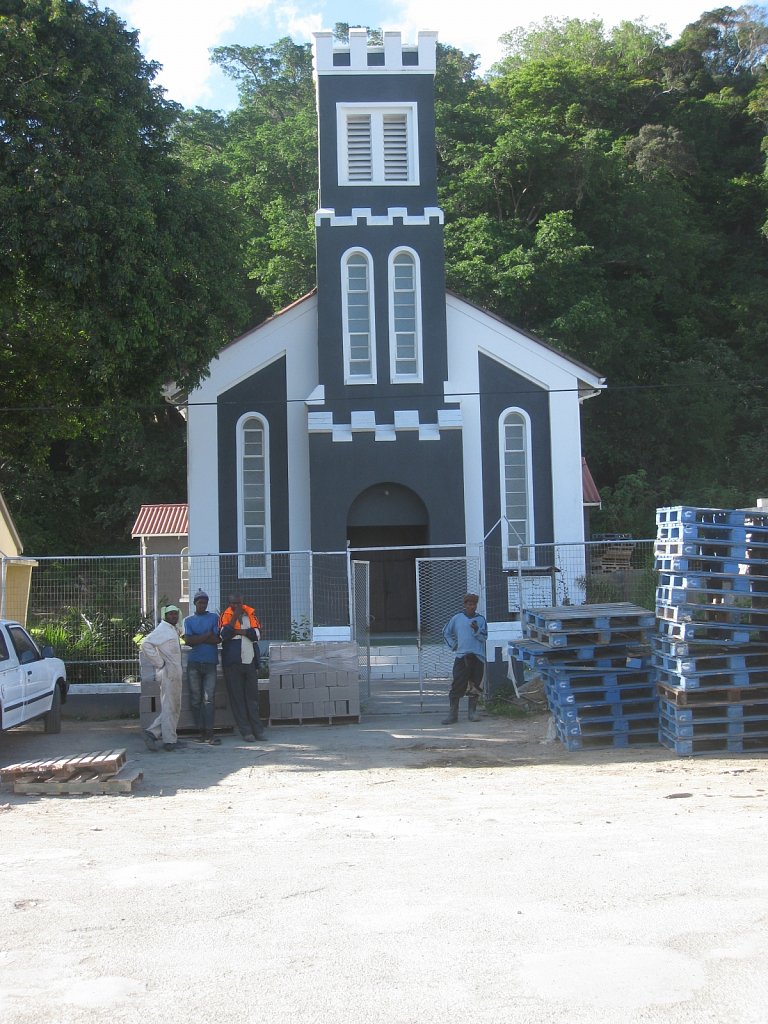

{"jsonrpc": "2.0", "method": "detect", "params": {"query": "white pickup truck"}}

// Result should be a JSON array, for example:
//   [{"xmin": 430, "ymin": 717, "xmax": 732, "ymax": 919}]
[{"xmin": 0, "ymin": 619, "xmax": 68, "ymax": 734}]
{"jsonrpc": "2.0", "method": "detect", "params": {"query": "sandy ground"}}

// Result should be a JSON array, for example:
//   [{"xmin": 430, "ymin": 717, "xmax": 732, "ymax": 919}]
[{"xmin": 2, "ymin": 709, "xmax": 768, "ymax": 1024}]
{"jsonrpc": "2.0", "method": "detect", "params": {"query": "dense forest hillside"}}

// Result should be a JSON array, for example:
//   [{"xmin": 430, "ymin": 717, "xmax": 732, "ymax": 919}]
[{"xmin": 2, "ymin": 3, "xmax": 768, "ymax": 550}]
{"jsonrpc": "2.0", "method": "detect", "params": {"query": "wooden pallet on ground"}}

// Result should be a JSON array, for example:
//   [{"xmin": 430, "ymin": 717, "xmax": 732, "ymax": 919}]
[{"xmin": 1, "ymin": 749, "xmax": 141, "ymax": 795}]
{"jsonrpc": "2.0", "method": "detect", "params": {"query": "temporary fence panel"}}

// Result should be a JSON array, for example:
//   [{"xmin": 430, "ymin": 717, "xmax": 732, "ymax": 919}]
[
  {"xmin": 351, "ymin": 560, "xmax": 371, "ymax": 699},
  {"xmin": 24, "ymin": 550, "xmax": 354, "ymax": 683},
  {"xmin": 416, "ymin": 555, "xmax": 482, "ymax": 704},
  {"xmin": 487, "ymin": 539, "xmax": 656, "ymax": 622},
  {"xmin": 26, "ymin": 555, "xmax": 145, "ymax": 684},
  {"xmin": 19, "ymin": 540, "xmax": 655, "ymax": 685}
]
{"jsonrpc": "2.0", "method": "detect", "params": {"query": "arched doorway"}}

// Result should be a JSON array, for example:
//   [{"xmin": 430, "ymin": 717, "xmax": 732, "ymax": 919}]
[{"xmin": 347, "ymin": 484, "xmax": 428, "ymax": 636}]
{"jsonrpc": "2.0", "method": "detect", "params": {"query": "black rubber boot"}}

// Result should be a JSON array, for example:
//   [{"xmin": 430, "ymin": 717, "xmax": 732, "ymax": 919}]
[
  {"xmin": 441, "ymin": 700, "xmax": 459, "ymax": 725},
  {"xmin": 468, "ymin": 697, "xmax": 480, "ymax": 722}
]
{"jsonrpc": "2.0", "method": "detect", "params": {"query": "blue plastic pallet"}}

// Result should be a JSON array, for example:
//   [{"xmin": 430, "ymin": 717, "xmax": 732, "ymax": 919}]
[
  {"xmin": 548, "ymin": 694, "xmax": 658, "ymax": 720},
  {"xmin": 657, "ymin": 571, "xmax": 757, "ymax": 596},
  {"xmin": 654, "ymin": 554, "xmax": 768, "ymax": 578},
  {"xmin": 507, "ymin": 639, "xmax": 649, "ymax": 668},
  {"xmin": 658, "ymin": 711, "xmax": 768, "ymax": 741},
  {"xmin": 656, "ymin": 507, "xmax": 768, "ymax": 528},
  {"xmin": 657, "ymin": 680, "xmax": 768, "ymax": 707},
  {"xmin": 658, "ymin": 726, "xmax": 768, "ymax": 756},
  {"xmin": 655, "ymin": 584, "xmax": 768, "ymax": 608},
  {"xmin": 651, "ymin": 633, "xmax": 763, "ymax": 658},
  {"xmin": 653, "ymin": 661, "xmax": 768, "ymax": 690},
  {"xmin": 655, "ymin": 619, "xmax": 753, "ymax": 644},
  {"xmin": 546, "ymin": 678, "xmax": 656, "ymax": 699},
  {"xmin": 651, "ymin": 646, "xmax": 768, "ymax": 675},
  {"xmin": 556, "ymin": 726, "xmax": 659, "ymax": 751},
  {"xmin": 659, "ymin": 698, "xmax": 768, "ymax": 725},
  {"xmin": 655, "ymin": 537, "xmax": 768, "ymax": 563},
  {"xmin": 657, "ymin": 522, "xmax": 768, "ymax": 545},
  {"xmin": 655, "ymin": 603, "xmax": 768, "ymax": 629},
  {"xmin": 523, "ymin": 605, "xmax": 656, "ymax": 633}
]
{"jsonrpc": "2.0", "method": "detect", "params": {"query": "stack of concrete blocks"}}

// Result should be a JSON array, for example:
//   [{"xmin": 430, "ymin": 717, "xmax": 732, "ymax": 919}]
[
  {"xmin": 139, "ymin": 646, "xmax": 235, "ymax": 734},
  {"xmin": 268, "ymin": 641, "xmax": 360, "ymax": 723}
]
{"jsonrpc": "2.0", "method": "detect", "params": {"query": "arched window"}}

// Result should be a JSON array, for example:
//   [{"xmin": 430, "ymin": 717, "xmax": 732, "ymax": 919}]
[
  {"xmin": 342, "ymin": 249, "xmax": 376, "ymax": 383},
  {"xmin": 237, "ymin": 413, "xmax": 271, "ymax": 578},
  {"xmin": 499, "ymin": 409, "xmax": 534, "ymax": 565},
  {"xmin": 388, "ymin": 248, "xmax": 422, "ymax": 382}
]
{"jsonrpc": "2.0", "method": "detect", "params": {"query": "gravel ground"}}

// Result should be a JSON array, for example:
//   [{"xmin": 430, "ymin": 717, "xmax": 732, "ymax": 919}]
[{"xmin": 2, "ymin": 710, "xmax": 768, "ymax": 1024}]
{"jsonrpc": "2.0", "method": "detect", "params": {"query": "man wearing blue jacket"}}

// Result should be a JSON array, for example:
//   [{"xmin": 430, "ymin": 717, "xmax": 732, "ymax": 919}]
[{"xmin": 442, "ymin": 593, "xmax": 488, "ymax": 724}]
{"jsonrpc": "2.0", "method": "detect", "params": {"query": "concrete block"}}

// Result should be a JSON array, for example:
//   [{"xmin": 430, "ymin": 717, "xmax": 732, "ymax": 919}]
[{"xmin": 327, "ymin": 685, "xmax": 360, "ymax": 702}]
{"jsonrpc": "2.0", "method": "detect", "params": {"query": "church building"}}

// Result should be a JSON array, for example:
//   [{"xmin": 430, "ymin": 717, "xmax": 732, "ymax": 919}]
[{"xmin": 185, "ymin": 29, "xmax": 604, "ymax": 655}]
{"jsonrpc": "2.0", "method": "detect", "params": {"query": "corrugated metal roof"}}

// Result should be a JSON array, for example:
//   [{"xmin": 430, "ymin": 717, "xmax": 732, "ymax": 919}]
[
  {"xmin": 582, "ymin": 458, "xmax": 601, "ymax": 507},
  {"xmin": 131, "ymin": 504, "xmax": 189, "ymax": 538}
]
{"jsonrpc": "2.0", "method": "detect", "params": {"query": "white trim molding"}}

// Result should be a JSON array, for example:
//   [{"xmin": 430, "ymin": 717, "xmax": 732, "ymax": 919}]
[
  {"xmin": 236, "ymin": 412, "xmax": 272, "ymax": 579},
  {"xmin": 388, "ymin": 247, "xmax": 423, "ymax": 383},
  {"xmin": 499, "ymin": 408, "xmax": 535, "ymax": 568},
  {"xmin": 341, "ymin": 247, "xmax": 377, "ymax": 384},
  {"xmin": 316, "ymin": 207, "xmax": 443, "ymax": 227}
]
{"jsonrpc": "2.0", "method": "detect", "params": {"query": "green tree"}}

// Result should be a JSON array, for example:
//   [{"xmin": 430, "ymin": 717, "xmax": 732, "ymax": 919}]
[{"xmin": 1, "ymin": 0, "xmax": 249, "ymax": 550}]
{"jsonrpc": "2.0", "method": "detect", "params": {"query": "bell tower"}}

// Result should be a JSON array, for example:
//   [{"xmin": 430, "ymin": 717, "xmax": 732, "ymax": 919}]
[{"xmin": 311, "ymin": 29, "xmax": 449, "ymax": 408}]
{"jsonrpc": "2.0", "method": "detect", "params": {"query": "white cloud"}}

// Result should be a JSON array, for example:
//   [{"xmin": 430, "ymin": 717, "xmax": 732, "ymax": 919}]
[
  {"xmin": 106, "ymin": 1, "xmax": 765, "ymax": 108},
  {"xmin": 393, "ymin": 0, "xmax": 716, "ymax": 71},
  {"xmin": 110, "ymin": 0, "xmax": 273, "ymax": 105},
  {"xmin": 277, "ymin": 3, "xmax": 324, "ymax": 42}
]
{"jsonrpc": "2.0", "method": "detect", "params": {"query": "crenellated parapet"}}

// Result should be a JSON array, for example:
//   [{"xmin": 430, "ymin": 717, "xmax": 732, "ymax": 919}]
[{"xmin": 313, "ymin": 29, "xmax": 437, "ymax": 77}]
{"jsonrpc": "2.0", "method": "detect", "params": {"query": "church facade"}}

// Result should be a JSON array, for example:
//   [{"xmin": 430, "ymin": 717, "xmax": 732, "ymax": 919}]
[{"xmin": 185, "ymin": 30, "xmax": 603, "ymax": 652}]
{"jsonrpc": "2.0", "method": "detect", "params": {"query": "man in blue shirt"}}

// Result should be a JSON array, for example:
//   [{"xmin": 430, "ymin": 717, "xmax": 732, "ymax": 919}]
[
  {"xmin": 182, "ymin": 589, "xmax": 221, "ymax": 745},
  {"xmin": 442, "ymin": 593, "xmax": 488, "ymax": 724}
]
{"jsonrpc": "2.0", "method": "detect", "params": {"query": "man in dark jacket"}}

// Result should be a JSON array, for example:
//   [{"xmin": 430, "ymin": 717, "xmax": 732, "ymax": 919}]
[{"xmin": 219, "ymin": 594, "xmax": 267, "ymax": 741}]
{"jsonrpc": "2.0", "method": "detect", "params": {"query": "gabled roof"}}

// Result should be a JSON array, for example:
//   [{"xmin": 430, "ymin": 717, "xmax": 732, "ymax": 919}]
[
  {"xmin": 446, "ymin": 289, "xmax": 604, "ymax": 387},
  {"xmin": 582, "ymin": 458, "xmax": 601, "ymax": 507},
  {"xmin": 131, "ymin": 504, "xmax": 189, "ymax": 538},
  {"xmin": 220, "ymin": 289, "xmax": 317, "ymax": 354}
]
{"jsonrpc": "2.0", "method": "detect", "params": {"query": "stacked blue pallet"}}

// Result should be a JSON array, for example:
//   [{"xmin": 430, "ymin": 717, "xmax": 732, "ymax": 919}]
[
  {"xmin": 654, "ymin": 505, "xmax": 768, "ymax": 755},
  {"xmin": 509, "ymin": 603, "xmax": 658, "ymax": 751}
]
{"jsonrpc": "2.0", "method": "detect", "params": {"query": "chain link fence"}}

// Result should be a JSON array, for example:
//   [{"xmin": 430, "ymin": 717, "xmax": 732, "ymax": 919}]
[
  {"xmin": 416, "ymin": 555, "xmax": 482, "ymax": 691},
  {"xmin": 9, "ymin": 551, "xmax": 355, "ymax": 684},
  {"xmin": 351, "ymin": 560, "xmax": 371, "ymax": 700},
  {"xmin": 3, "ymin": 538, "xmax": 655, "ymax": 686},
  {"xmin": 482, "ymin": 539, "xmax": 655, "ymax": 625}
]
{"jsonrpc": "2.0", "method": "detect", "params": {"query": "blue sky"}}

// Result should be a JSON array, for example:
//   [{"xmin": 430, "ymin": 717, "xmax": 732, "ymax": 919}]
[{"xmin": 104, "ymin": 1, "xmax": 768, "ymax": 111}]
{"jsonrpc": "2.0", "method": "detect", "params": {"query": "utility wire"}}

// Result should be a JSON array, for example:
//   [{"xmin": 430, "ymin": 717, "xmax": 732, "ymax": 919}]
[{"xmin": 2, "ymin": 376, "xmax": 767, "ymax": 414}]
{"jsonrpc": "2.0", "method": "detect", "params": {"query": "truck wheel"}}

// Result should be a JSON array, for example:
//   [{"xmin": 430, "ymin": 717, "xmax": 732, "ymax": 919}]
[{"xmin": 44, "ymin": 685, "xmax": 62, "ymax": 734}]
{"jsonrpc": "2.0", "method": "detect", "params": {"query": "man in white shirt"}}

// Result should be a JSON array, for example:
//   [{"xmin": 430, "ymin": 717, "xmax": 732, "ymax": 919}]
[{"xmin": 141, "ymin": 605, "xmax": 185, "ymax": 751}]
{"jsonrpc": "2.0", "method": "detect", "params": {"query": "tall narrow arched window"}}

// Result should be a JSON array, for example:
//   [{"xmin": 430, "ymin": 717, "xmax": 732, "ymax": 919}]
[
  {"xmin": 499, "ymin": 409, "xmax": 534, "ymax": 566},
  {"xmin": 342, "ymin": 249, "xmax": 376, "ymax": 383},
  {"xmin": 237, "ymin": 413, "xmax": 271, "ymax": 578},
  {"xmin": 388, "ymin": 248, "xmax": 422, "ymax": 382}
]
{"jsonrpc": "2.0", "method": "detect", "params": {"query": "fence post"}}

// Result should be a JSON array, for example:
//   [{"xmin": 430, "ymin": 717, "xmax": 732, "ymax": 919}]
[
  {"xmin": 0, "ymin": 555, "xmax": 6, "ymax": 618},
  {"xmin": 152, "ymin": 555, "xmax": 159, "ymax": 621}
]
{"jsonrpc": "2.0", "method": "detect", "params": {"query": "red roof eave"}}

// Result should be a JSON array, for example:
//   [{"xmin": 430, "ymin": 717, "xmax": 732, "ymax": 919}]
[
  {"xmin": 131, "ymin": 503, "xmax": 189, "ymax": 538},
  {"xmin": 582, "ymin": 458, "xmax": 601, "ymax": 507}
]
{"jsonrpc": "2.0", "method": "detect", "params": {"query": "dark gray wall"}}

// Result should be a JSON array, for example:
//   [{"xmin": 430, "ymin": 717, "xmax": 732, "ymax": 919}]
[
  {"xmin": 317, "ymin": 74, "xmax": 438, "ymax": 214},
  {"xmin": 479, "ymin": 353, "xmax": 553, "ymax": 621},
  {"xmin": 309, "ymin": 431, "xmax": 465, "ymax": 551},
  {"xmin": 316, "ymin": 220, "xmax": 448, "ymax": 401},
  {"xmin": 217, "ymin": 357, "xmax": 290, "ymax": 555}
]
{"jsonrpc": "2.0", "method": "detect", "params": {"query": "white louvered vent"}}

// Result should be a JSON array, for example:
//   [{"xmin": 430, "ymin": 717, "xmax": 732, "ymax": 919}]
[
  {"xmin": 347, "ymin": 114, "xmax": 372, "ymax": 181},
  {"xmin": 383, "ymin": 114, "xmax": 408, "ymax": 180}
]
